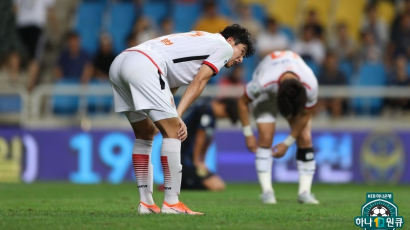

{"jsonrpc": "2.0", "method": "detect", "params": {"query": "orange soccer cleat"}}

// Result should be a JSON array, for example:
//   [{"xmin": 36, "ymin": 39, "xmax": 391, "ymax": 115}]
[
  {"xmin": 138, "ymin": 201, "xmax": 161, "ymax": 214},
  {"xmin": 161, "ymin": 201, "xmax": 204, "ymax": 215}
]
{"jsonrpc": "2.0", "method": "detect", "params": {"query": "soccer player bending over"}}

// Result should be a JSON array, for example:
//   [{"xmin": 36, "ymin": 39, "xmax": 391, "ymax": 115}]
[
  {"xmin": 181, "ymin": 98, "xmax": 239, "ymax": 191},
  {"xmin": 238, "ymin": 50, "xmax": 319, "ymax": 204},
  {"xmin": 109, "ymin": 24, "xmax": 254, "ymax": 214}
]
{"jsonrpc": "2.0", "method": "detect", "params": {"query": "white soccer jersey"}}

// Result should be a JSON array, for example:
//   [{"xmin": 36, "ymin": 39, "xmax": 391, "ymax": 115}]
[
  {"xmin": 129, "ymin": 31, "xmax": 233, "ymax": 88},
  {"xmin": 245, "ymin": 50, "xmax": 318, "ymax": 108}
]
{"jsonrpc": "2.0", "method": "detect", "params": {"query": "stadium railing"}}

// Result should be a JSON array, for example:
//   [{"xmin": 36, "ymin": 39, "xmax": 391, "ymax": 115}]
[{"xmin": 1, "ymin": 84, "xmax": 410, "ymax": 128}]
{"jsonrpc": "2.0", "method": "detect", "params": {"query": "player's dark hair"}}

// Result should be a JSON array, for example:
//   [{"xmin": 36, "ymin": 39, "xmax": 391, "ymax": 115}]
[
  {"xmin": 220, "ymin": 24, "xmax": 255, "ymax": 58},
  {"xmin": 277, "ymin": 78, "xmax": 307, "ymax": 119},
  {"xmin": 218, "ymin": 98, "xmax": 239, "ymax": 124}
]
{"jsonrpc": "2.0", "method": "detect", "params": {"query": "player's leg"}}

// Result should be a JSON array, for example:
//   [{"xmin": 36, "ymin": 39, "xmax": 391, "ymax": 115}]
[
  {"xmin": 296, "ymin": 119, "xmax": 319, "ymax": 204},
  {"xmin": 256, "ymin": 122, "xmax": 276, "ymax": 204},
  {"xmin": 202, "ymin": 174, "xmax": 225, "ymax": 191},
  {"xmin": 126, "ymin": 112, "xmax": 161, "ymax": 214},
  {"xmin": 252, "ymin": 93, "xmax": 277, "ymax": 203},
  {"xmin": 154, "ymin": 116, "xmax": 203, "ymax": 215}
]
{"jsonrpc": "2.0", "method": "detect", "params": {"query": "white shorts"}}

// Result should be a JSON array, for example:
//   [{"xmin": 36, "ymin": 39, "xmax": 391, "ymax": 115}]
[
  {"xmin": 251, "ymin": 92, "xmax": 278, "ymax": 123},
  {"xmin": 109, "ymin": 51, "xmax": 178, "ymax": 122}
]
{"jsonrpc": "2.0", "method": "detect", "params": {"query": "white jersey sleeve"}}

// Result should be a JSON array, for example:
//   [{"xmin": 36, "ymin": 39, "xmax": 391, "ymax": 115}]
[{"xmin": 203, "ymin": 43, "xmax": 233, "ymax": 74}]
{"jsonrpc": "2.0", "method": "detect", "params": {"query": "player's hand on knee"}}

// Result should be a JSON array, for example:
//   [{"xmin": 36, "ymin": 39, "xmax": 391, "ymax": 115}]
[
  {"xmin": 177, "ymin": 117, "xmax": 188, "ymax": 141},
  {"xmin": 272, "ymin": 143, "xmax": 288, "ymax": 158},
  {"xmin": 245, "ymin": 136, "xmax": 257, "ymax": 153}
]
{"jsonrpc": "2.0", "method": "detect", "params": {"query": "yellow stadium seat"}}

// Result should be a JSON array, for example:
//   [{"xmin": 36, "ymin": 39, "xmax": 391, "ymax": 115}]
[
  {"xmin": 266, "ymin": 0, "xmax": 301, "ymax": 28},
  {"xmin": 378, "ymin": 1, "xmax": 395, "ymax": 25},
  {"xmin": 333, "ymin": 0, "xmax": 366, "ymax": 40},
  {"xmin": 304, "ymin": 0, "xmax": 332, "ymax": 27}
]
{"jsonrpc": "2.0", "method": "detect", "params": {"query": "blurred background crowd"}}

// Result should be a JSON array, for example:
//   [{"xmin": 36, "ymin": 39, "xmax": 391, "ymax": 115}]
[{"xmin": 0, "ymin": 0, "xmax": 409, "ymax": 121}]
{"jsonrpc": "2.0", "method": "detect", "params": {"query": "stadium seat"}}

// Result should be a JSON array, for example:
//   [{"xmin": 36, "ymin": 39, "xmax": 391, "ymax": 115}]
[
  {"xmin": 173, "ymin": 1, "xmax": 201, "ymax": 32},
  {"xmin": 339, "ymin": 60, "xmax": 354, "ymax": 84},
  {"xmin": 0, "ymin": 95, "xmax": 21, "ymax": 113},
  {"xmin": 86, "ymin": 80, "xmax": 113, "ymax": 115},
  {"xmin": 304, "ymin": 0, "xmax": 332, "ymax": 27},
  {"xmin": 333, "ymin": 0, "xmax": 366, "ymax": 41},
  {"xmin": 52, "ymin": 79, "xmax": 81, "ymax": 115},
  {"xmin": 352, "ymin": 62, "xmax": 387, "ymax": 115},
  {"xmin": 142, "ymin": 0, "xmax": 169, "ymax": 27},
  {"xmin": 378, "ymin": 0, "xmax": 395, "ymax": 25},
  {"xmin": 74, "ymin": 1, "xmax": 106, "ymax": 55},
  {"xmin": 217, "ymin": 0, "xmax": 235, "ymax": 18},
  {"xmin": 266, "ymin": 0, "xmax": 301, "ymax": 28},
  {"xmin": 107, "ymin": 2, "xmax": 137, "ymax": 53},
  {"xmin": 249, "ymin": 3, "xmax": 267, "ymax": 25}
]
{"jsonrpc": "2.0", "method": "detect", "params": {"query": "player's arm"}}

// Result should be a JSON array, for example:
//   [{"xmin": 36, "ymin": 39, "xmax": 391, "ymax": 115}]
[
  {"xmin": 272, "ymin": 109, "xmax": 313, "ymax": 158},
  {"xmin": 192, "ymin": 129, "xmax": 212, "ymax": 173},
  {"xmin": 176, "ymin": 65, "xmax": 213, "ymax": 117},
  {"xmin": 238, "ymin": 93, "xmax": 257, "ymax": 152}
]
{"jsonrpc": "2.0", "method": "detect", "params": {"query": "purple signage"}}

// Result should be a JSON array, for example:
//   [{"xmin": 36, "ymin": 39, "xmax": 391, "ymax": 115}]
[{"xmin": 0, "ymin": 127, "xmax": 409, "ymax": 184}]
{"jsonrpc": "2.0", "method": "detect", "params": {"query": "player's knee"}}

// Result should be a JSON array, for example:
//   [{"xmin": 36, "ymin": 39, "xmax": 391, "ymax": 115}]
[
  {"xmin": 258, "ymin": 135, "xmax": 273, "ymax": 148},
  {"xmin": 134, "ymin": 125, "xmax": 156, "ymax": 140},
  {"xmin": 297, "ymin": 132, "xmax": 312, "ymax": 147}
]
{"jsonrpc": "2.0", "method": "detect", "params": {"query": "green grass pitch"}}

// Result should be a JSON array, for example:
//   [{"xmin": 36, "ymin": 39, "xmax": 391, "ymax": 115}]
[{"xmin": 0, "ymin": 183, "xmax": 409, "ymax": 230}]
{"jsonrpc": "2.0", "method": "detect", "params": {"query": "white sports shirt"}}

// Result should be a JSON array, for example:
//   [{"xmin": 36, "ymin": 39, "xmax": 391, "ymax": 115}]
[
  {"xmin": 245, "ymin": 50, "xmax": 318, "ymax": 108},
  {"xmin": 129, "ymin": 31, "xmax": 233, "ymax": 88}
]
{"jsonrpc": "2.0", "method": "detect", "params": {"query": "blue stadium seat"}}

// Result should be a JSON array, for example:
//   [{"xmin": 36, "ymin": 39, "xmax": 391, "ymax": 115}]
[
  {"xmin": 86, "ymin": 80, "xmax": 113, "ymax": 115},
  {"xmin": 52, "ymin": 79, "xmax": 81, "ymax": 115},
  {"xmin": 339, "ymin": 60, "xmax": 354, "ymax": 84},
  {"xmin": 173, "ymin": 1, "xmax": 200, "ymax": 32},
  {"xmin": 0, "ymin": 95, "xmax": 21, "ymax": 113},
  {"xmin": 243, "ymin": 54, "xmax": 258, "ymax": 82},
  {"xmin": 216, "ymin": 0, "xmax": 235, "ymax": 18},
  {"xmin": 352, "ymin": 62, "xmax": 387, "ymax": 115},
  {"xmin": 142, "ymin": 0, "xmax": 169, "ymax": 27},
  {"xmin": 250, "ymin": 4, "xmax": 266, "ymax": 25},
  {"xmin": 304, "ymin": 59, "xmax": 321, "ymax": 76},
  {"xmin": 75, "ymin": 1, "xmax": 106, "ymax": 55},
  {"xmin": 107, "ymin": 2, "xmax": 137, "ymax": 53},
  {"xmin": 279, "ymin": 26, "xmax": 295, "ymax": 42}
]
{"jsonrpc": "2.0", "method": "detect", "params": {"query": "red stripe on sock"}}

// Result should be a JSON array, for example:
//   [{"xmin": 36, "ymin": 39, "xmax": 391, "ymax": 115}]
[
  {"xmin": 161, "ymin": 156, "xmax": 171, "ymax": 182},
  {"xmin": 132, "ymin": 154, "xmax": 149, "ymax": 182}
]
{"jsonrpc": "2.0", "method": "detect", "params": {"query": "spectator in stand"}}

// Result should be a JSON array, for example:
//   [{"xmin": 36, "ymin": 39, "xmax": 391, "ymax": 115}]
[
  {"xmin": 318, "ymin": 51, "xmax": 347, "ymax": 118},
  {"xmin": 387, "ymin": 55, "xmax": 410, "ymax": 111},
  {"xmin": 93, "ymin": 33, "xmax": 115, "ymax": 80},
  {"xmin": 361, "ymin": 2, "xmax": 389, "ymax": 48},
  {"xmin": 158, "ymin": 17, "xmax": 175, "ymax": 36},
  {"xmin": 54, "ymin": 31, "xmax": 93, "ymax": 84},
  {"xmin": 13, "ymin": 0, "xmax": 57, "ymax": 91},
  {"xmin": 194, "ymin": 0, "xmax": 231, "ymax": 33},
  {"xmin": 126, "ymin": 32, "xmax": 139, "ymax": 48},
  {"xmin": 389, "ymin": 7, "xmax": 410, "ymax": 60},
  {"xmin": 357, "ymin": 29, "xmax": 383, "ymax": 65},
  {"xmin": 303, "ymin": 9, "xmax": 324, "ymax": 40},
  {"xmin": 292, "ymin": 25, "xmax": 325, "ymax": 64},
  {"xmin": 256, "ymin": 17, "xmax": 290, "ymax": 58},
  {"xmin": 235, "ymin": 3, "xmax": 262, "ymax": 39},
  {"xmin": 132, "ymin": 16, "xmax": 157, "ymax": 44},
  {"xmin": 328, "ymin": 22, "xmax": 357, "ymax": 63}
]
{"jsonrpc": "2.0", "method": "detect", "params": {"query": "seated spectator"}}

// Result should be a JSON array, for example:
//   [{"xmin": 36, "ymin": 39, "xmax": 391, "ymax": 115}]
[
  {"xmin": 235, "ymin": 3, "xmax": 262, "ymax": 39},
  {"xmin": 54, "ymin": 31, "xmax": 93, "ymax": 84},
  {"xmin": 303, "ymin": 9, "xmax": 324, "ymax": 39},
  {"xmin": 93, "ymin": 34, "xmax": 115, "ymax": 80},
  {"xmin": 361, "ymin": 2, "xmax": 388, "ymax": 48},
  {"xmin": 386, "ymin": 55, "xmax": 410, "ymax": 111},
  {"xmin": 256, "ymin": 17, "xmax": 290, "ymax": 58},
  {"xmin": 357, "ymin": 29, "xmax": 383, "ymax": 65},
  {"xmin": 292, "ymin": 25, "xmax": 325, "ymax": 64},
  {"xmin": 0, "ymin": 52, "xmax": 26, "ymax": 87},
  {"xmin": 158, "ymin": 17, "xmax": 175, "ymax": 36},
  {"xmin": 318, "ymin": 51, "xmax": 347, "ymax": 118},
  {"xmin": 194, "ymin": 0, "xmax": 231, "ymax": 33},
  {"xmin": 132, "ymin": 16, "xmax": 157, "ymax": 44},
  {"xmin": 328, "ymin": 22, "xmax": 357, "ymax": 63}
]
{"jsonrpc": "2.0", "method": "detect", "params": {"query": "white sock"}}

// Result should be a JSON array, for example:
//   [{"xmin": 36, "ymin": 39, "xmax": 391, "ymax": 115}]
[
  {"xmin": 297, "ymin": 160, "xmax": 316, "ymax": 195},
  {"xmin": 161, "ymin": 138, "xmax": 182, "ymax": 205},
  {"xmin": 255, "ymin": 147, "xmax": 273, "ymax": 194},
  {"xmin": 132, "ymin": 139, "xmax": 154, "ymax": 205}
]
